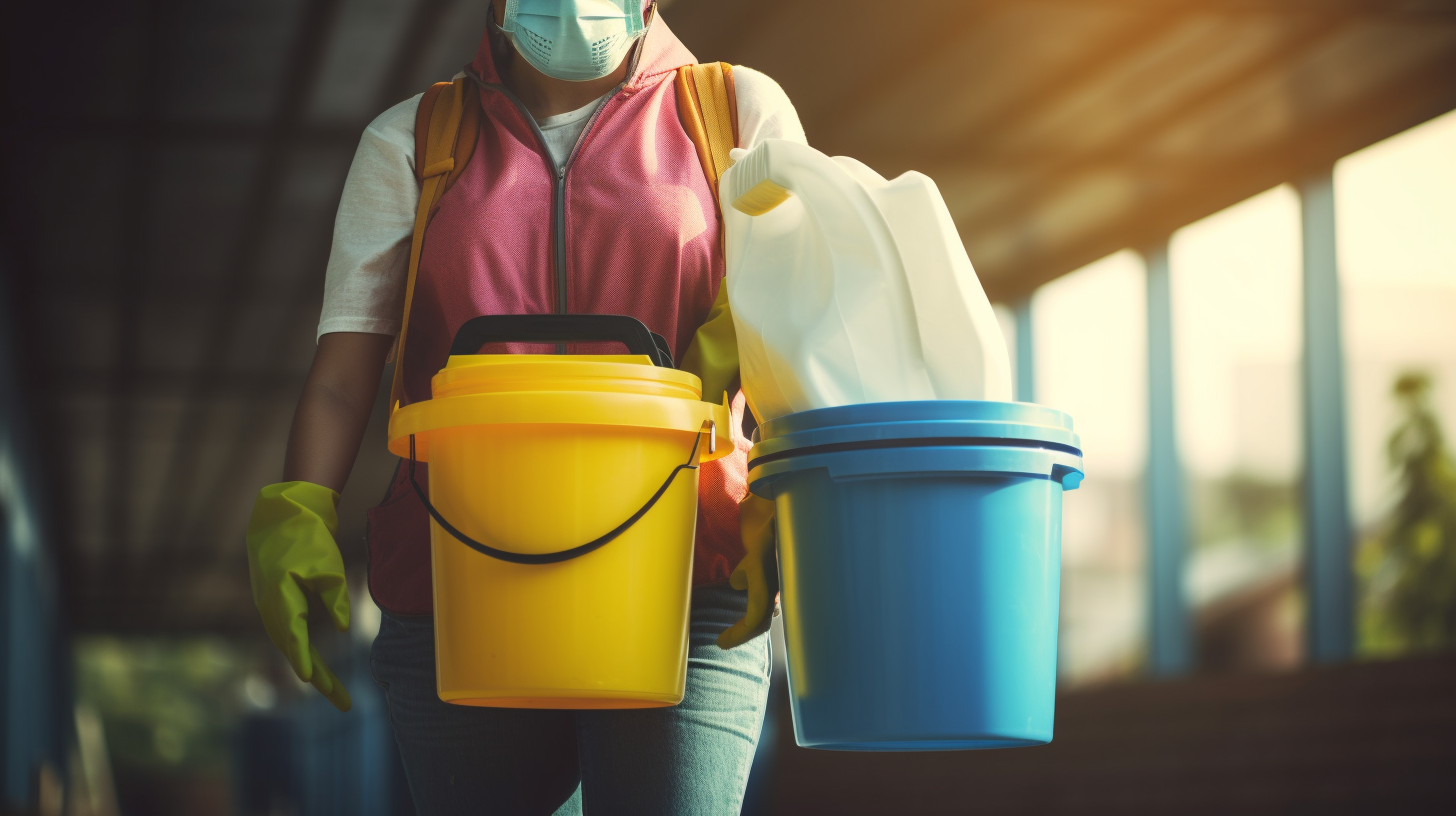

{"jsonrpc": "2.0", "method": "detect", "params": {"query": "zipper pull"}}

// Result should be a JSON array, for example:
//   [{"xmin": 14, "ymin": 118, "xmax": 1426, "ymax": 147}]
[{"xmin": 558, "ymin": 165, "xmax": 566, "ymax": 180}]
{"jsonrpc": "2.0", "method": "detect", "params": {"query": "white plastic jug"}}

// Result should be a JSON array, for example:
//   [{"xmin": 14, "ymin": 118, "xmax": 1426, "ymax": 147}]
[{"xmin": 721, "ymin": 139, "xmax": 1012, "ymax": 423}]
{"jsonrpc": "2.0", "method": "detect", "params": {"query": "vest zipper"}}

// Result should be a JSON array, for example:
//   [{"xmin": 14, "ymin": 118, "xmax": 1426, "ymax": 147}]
[
  {"xmin": 467, "ymin": 20, "xmax": 651, "ymax": 350},
  {"xmin": 489, "ymin": 90, "xmax": 565, "ymax": 302},
  {"xmin": 553, "ymin": 89, "xmax": 622, "ymax": 319},
  {"xmin": 475, "ymin": 80, "xmax": 619, "ymax": 351},
  {"xmin": 555, "ymin": 165, "xmax": 567, "ymax": 316}
]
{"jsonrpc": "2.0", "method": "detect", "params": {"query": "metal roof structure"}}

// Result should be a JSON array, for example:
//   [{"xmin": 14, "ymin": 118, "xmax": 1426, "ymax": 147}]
[{"xmin": 4, "ymin": 0, "xmax": 1455, "ymax": 634}]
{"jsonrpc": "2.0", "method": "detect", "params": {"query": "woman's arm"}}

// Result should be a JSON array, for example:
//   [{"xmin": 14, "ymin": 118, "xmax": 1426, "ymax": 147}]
[{"xmin": 282, "ymin": 332, "xmax": 395, "ymax": 491}]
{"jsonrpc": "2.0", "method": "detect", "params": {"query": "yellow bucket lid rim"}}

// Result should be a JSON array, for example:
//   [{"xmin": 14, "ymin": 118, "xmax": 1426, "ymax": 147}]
[
  {"xmin": 389, "ymin": 390, "xmax": 732, "ymax": 463},
  {"xmin": 393, "ymin": 354, "xmax": 731, "ymax": 462},
  {"xmin": 432, "ymin": 357, "xmax": 703, "ymax": 402},
  {"xmin": 431, "ymin": 354, "xmax": 702, "ymax": 398}
]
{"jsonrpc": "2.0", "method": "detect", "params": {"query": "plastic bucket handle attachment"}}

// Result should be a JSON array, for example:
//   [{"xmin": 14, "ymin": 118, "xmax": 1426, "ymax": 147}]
[
  {"xmin": 450, "ymin": 313, "xmax": 676, "ymax": 368},
  {"xmin": 409, "ymin": 314, "xmax": 714, "ymax": 565}
]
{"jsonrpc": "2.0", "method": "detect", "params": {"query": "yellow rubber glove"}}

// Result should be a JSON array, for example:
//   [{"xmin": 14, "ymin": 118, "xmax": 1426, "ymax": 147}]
[
  {"xmin": 681, "ymin": 283, "xmax": 738, "ymax": 405},
  {"xmin": 685, "ymin": 284, "xmax": 777, "ymax": 648},
  {"xmin": 245, "ymin": 481, "xmax": 352, "ymax": 711},
  {"xmin": 718, "ymin": 493, "xmax": 779, "ymax": 649}
]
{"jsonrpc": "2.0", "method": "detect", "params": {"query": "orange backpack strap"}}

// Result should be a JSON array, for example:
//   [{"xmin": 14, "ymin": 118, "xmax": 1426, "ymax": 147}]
[
  {"xmin": 390, "ymin": 77, "xmax": 479, "ymax": 411},
  {"xmin": 413, "ymin": 83, "xmax": 447, "ymax": 185},
  {"xmin": 677, "ymin": 62, "xmax": 743, "ymax": 409},
  {"xmin": 676, "ymin": 62, "xmax": 740, "ymax": 202}
]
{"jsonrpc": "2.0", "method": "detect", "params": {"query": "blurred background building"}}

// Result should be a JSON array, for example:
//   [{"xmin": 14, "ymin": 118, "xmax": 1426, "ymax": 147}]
[{"xmin": 4, "ymin": 1, "xmax": 1456, "ymax": 814}]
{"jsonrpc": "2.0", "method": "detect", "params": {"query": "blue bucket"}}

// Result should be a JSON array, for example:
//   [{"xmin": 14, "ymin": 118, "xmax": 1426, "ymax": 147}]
[{"xmin": 747, "ymin": 401, "xmax": 1083, "ymax": 751}]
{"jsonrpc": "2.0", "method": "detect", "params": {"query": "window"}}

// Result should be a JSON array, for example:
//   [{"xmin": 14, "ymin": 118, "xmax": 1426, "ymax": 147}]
[
  {"xmin": 1336, "ymin": 109, "xmax": 1456, "ymax": 657},
  {"xmin": 1032, "ymin": 250, "xmax": 1148, "ymax": 685},
  {"xmin": 1170, "ymin": 185, "xmax": 1304, "ymax": 673}
]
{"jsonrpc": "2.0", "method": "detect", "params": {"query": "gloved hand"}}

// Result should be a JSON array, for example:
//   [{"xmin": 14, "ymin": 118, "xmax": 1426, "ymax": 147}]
[
  {"xmin": 681, "ymin": 283, "xmax": 738, "ymax": 406},
  {"xmin": 718, "ymin": 494, "xmax": 779, "ymax": 649},
  {"xmin": 245, "ymin": 481, "xmax": 352, "ymax": 711}
]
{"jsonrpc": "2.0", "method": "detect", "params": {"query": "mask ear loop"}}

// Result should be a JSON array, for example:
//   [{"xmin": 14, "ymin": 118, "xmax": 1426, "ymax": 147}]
[
  {"xmin": 627, "ymin": 0, "xmax": 649, "ymax": 37},
  {"xmin": 498, "ymin": 0, "xmax": 519, "ymax": 36}
]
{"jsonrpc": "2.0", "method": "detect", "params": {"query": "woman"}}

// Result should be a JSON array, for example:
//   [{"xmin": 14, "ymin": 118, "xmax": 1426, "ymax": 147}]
[{"xmin": 244, "ymin": 1, "xmax": 805, "ymax": 813}]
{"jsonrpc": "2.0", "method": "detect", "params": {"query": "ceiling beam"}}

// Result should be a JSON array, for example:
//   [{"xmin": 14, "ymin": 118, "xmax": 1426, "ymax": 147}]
[
  {"xmin": 32, "ymin": 3, "xmax": 1451, "ymax": 156},
  {"xmin": 957, "ymin": 13, "xmax": 1356, "ymax": 248},
  {"xmin": 841, "ymin": 0, "xmax": 1452, "ymax": 174},
  {"xmin": 666, "ymin": 0, "xmax": 785, "ymax": 63},
  {"xmin": 1213, "ymin": 0, "xmax": 1456, "ymax": 17},
  {"xmin": 978, "ymin": 45, "xmax": 1456, "ymax": 303},
  {"xmin": 174, "ymin": 238, "xmax": 332, "ymax": 573},
  {"xmin": 25, "ymin": 0, "xmax": 466, "ymax": 160},
  {"xmin": 0, "ymin": 11, "xmax": 94, "ymax": 616},
  {"xmin": 808, "ymin": 3, "xmax": 1000, "ymax": 138},
  {"xmin": 680, "ymin": 0, "xmax": 1456, "ymax": 15},
  {"xmin": 100, "ymin": 0, "xmax": 177, "ymax": 594},
  {"xmin": 128, "ymin": 0, "xmax": 345, "ymax": 602},
  {"xmin": 839, "ymin": 4, "xmax": 1198, "ymax": 173},
  {"xmin": 29, "ymin": 118, "xmax": 361, "ymax": 151},
  {"xmin": 375, "ymin": 0, "xmax": 465, "ymax": 111},
  {"xmin": 942, "ymin": 5, "xmax": 1198, "ymax": 158},
  {"xmin": 48, "ymin": 368, "xmax": 305, "ymax": 398},
  {"xmin": 157, "ymin": 0, "xmax": 474, "ymax": 589}
]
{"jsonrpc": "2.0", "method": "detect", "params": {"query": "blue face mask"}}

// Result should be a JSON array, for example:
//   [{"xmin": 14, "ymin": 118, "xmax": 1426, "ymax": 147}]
[{"xmin": 500, "ymin": 0, "xmax": 647, "ymax": 82}]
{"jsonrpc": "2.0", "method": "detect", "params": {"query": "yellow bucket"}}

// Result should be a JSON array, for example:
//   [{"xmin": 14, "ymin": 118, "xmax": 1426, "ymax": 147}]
[{"xmin": 387, "ymin": 316, "xmax": 731, "ymax": 709}]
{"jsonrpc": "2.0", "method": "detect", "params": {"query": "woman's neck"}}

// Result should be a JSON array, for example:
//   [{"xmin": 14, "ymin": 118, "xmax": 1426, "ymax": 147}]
[{"xmin": 499, "ymin": 48, "xmax": 630, "ymax": 120}]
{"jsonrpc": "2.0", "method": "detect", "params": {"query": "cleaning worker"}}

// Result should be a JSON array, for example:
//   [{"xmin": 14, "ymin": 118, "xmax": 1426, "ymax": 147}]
[{"xmin": 244, "ymin": 1, "xmax": 804, "ymax": 813}]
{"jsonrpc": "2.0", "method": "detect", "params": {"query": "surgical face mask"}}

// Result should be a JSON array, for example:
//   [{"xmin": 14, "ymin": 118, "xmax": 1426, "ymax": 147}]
[{"xmin": 500, "ymin": 0, "xmax": 647, "ymax": 82}]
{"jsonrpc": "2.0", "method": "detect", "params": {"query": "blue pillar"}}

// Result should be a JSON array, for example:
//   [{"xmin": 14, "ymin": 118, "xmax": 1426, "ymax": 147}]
[
  {"xmin": 1299, "ymin": 170, "xmax": 1354, "ymax": 663},
  {"xmin": 1144, "ymin": 240, "xmax": 1191, "ymax": 675},
  {"xmin": 1014, "ymin": 297, "xmax": 1035, "ymax": 403},
  {"xmin": 1, "ymin": 257, "xmax": 66, "ymax": 812}
]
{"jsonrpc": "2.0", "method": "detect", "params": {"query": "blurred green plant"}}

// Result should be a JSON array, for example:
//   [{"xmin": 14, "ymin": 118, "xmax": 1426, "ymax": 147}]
[
  {"xmin": 74, "ymin": 637, "xmax": 260, "ymax": 772},
  {"xmin": 1359, "ymin": 372, "xmax": 1456, "ymax": 655},
  {"xmin": 1211, "ymin": 472, "xmax": 1299, "ymax": 550}
]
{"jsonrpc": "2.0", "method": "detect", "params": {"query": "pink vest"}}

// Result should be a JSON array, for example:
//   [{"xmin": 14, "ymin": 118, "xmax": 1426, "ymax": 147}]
[{"xmin": 366, "ymin": 17, "xmax": 750, "ymax": 616}]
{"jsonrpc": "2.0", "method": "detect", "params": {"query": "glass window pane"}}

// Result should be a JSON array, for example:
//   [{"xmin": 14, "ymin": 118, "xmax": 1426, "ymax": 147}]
[
  {"xmin": 1033, "ymin": 250, "xmax": 1148, "ymax": 686},
  {"xmin": 1336, "ymin": 109, "xmax": 1456, "ymax": 657},
  {"xmin": 1170, "ymin": 185, "xmax": 1304, "ymax": 674}
]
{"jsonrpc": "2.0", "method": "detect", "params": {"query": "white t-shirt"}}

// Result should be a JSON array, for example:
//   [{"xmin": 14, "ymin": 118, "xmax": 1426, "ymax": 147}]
[
  {"xmin": 535, "ymin": 95, "xmax": 608, "ymax": 166},
  {"xmin": 317, "ymin": 66, "xmax": 807, "ymax": 340}
]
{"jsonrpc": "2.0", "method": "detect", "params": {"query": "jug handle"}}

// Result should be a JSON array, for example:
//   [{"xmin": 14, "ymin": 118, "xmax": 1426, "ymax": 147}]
[{"xmin": 727, "ymin": 144, "xmax": 793, "ymax": 216}]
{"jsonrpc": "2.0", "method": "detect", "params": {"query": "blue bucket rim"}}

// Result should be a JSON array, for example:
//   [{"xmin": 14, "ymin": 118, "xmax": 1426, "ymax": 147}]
[
  {"xmin": 750, "ymin": 400, "xmax": 1081, "ymax": 463},
  {"xmin": 747, "ymin": 443, "xmax": 1085, "ymax": 497}
]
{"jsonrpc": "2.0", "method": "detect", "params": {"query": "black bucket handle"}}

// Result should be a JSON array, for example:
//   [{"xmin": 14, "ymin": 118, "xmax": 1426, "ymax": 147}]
[
  {"xmin": 450, "ymin": 314, "xmax": 675, "ymax": 368},
  {"xmin": 408, "ymin": 427, "xmax": 710, "ymax": 565},
  {"xmin": 408, "ymin": 313, "xmax": 710, "ymax": 565}
]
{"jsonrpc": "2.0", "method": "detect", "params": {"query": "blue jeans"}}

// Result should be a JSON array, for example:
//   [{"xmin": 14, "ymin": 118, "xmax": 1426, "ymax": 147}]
[{"xmin": 369, "ymin": 583, "xmax": 772, "ymax": 816}]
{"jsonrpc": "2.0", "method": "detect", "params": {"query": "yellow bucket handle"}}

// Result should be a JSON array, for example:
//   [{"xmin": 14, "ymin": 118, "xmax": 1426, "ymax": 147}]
[{"xmin": 406, "ymin": 419, "xmax": 715, "ymax": 565}]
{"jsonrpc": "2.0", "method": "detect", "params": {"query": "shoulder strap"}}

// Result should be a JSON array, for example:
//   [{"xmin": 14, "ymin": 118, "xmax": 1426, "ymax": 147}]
[
  {"xmin": 676, "ymin": 63, "xmax": 743, "ymax": 408},
  {"xmin": 676, "ymin": 62, "xmax": 739, "ymax": 201},
  {"xmin": 389, "ymin": 78, "xmax": 479, "ymax": 411}
]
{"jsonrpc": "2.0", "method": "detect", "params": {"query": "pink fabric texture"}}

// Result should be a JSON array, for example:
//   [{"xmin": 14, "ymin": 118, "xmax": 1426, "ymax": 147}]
[{"xmin": 368, "ymin": 16, "xmax": 749, "ymax": 615}]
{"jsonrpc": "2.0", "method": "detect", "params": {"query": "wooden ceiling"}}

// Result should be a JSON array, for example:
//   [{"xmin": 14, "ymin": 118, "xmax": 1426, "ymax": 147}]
[
  {"xmin": 665, "ymin": 0, "xmax": 1456, "ymax": 299},
  {"xmin": 4, "ymin": 0, "xmax": 1454, "ymax": 633}
]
